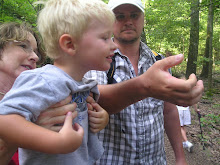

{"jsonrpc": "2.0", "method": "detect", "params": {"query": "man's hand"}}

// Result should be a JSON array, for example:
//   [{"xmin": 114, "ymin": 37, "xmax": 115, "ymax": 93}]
[
  {"xmin": 87, "ymin": 96, "xmax": 109, "ymax": 133},
  {"xmin": 140, "ymin": 54, "xmax": 204, "ymax": 106},
  {"xmin": 36, "ymin": 95, "xmax": 77, "ymax": 132}
]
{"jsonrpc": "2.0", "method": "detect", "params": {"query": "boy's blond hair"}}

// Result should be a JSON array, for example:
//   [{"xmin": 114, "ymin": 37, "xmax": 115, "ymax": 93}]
[{"xmin": 37, "ymin": 0, "xmax": 115, "ymax": 59}]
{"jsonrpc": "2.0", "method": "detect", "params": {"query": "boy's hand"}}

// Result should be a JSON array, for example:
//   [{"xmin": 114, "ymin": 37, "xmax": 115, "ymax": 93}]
[
  {"xmin": 58, "ymin": 112, "xmax": 84, "ymax": 153},
  {"xmin": 87, "ymin": 96, "xmax": 109, "ymax": 133}
]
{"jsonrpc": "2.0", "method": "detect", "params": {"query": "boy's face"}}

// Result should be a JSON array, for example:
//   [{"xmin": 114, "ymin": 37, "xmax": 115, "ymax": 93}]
[{"xmin": 76, "ymin": 20, "xmax": 117, "ymax": 72}]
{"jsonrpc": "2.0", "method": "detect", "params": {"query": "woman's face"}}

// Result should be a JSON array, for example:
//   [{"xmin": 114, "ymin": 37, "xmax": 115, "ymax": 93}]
[{"xmin": 0, "ymin": 33, "xmax": 39, "ymax": 79}]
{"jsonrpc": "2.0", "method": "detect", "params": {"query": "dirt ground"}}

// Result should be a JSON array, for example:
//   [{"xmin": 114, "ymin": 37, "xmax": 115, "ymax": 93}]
[{"xmin": 165, "ymin": 73, "xmax": 220, "ymax": 165}]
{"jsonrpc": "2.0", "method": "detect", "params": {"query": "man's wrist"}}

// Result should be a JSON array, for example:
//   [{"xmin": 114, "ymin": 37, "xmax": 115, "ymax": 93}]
[{"xmin": 136, "ymin": 75, "xmax": 151, "ymax": 99}]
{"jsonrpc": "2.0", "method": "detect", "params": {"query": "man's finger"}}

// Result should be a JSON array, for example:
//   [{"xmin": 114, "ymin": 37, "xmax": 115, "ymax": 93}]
[{"xmin": 158, "ymin": 54, "xmax": 184, "ymax": 71}]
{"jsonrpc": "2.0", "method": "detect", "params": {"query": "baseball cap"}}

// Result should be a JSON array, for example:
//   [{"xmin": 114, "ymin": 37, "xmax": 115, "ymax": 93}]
[{"xmin": 108, "ymin": 0, "xmax": 145, "ymax": 13}]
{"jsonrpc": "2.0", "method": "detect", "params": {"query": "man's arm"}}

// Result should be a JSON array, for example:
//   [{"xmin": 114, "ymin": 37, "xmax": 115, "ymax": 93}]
[
  {"xmin": 164, "ymin": 102, "xmax": 187, "ymax": 165},
  {"xmin": 98, "ymin": 54, "xmax": 204, "ymax": 114},
  {"xmin": 0, "ymin": 113, "xmax": 83, "ymax": 154},
  {"xmin": 37, "ymin": 54, "xmax": 204, "ymax": 128}
]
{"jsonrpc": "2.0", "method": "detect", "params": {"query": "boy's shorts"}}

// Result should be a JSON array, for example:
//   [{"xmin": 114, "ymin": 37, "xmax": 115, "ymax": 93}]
[{"xmin": 178, "ymin": 109, "xmax": 191, "ymax": 126}]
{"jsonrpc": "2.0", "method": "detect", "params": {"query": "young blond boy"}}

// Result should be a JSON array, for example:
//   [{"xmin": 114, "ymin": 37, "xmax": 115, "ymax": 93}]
[{"xmin": 0, "ymin": 0, "xmax": 116, "ymax": 164}]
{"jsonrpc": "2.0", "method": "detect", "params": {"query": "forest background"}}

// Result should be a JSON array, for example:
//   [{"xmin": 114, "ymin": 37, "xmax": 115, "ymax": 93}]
[
  {"xmin": 0, "ymin": 0, "xmax": 220, "ymax": 164},
  {"xmin": 1, "ymin": 0, "xmax": 219, "ymax": 88}
]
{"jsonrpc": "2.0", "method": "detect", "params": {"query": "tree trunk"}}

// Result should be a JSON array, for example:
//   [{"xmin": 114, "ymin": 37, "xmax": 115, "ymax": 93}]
[
  {"xmin": 207, "ymin": 0, "xmax": 214, "ymax": 89},
  {"xmin": 186, "ymin": 0, "xmax": 200, "ymax": 78},
  {"xmin": 200, "ymin": 39, "xmax": 211, "ymax": 78},
  {"xmin": 0, "ymin": 0, "xmax": 4, "ymax": 17},
  {"xmin": 200, "ymin": 0, "xmax": 215, "ymax": 80}
]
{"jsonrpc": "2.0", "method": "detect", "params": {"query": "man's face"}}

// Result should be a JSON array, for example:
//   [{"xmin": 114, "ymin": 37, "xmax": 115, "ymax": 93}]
[{"xmin": 113, "ymin": 4, "xmax": 144, "ymax": 44}]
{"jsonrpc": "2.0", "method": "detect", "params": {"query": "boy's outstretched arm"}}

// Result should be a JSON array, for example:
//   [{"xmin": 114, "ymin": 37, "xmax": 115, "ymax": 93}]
[
  {"xmin": 0, "ymin": 112, "xmax": 84, "ymax": 154},
  {"xmin": 87, "ymin": 96, "xmax": 109, "ymax": 133}
]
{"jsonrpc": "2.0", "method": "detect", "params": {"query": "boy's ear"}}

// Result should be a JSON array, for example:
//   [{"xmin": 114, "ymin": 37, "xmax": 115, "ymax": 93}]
[{"xmin": 59, "ymin": 34, "xmax": 76, "ymax": 55}]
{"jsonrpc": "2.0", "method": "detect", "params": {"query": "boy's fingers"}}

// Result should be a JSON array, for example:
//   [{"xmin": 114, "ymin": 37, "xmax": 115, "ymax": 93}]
[
  {"xmin": 86, "ymin": 96, "xmax": 96, "ymax": 104},
  {"xmin": 90, "ymin": 103, "xmax": 102, "ymax": 112},
  {"xmin": 88, "ymin": 103, "xmax": 103, "ymax": 118},
  {"xmin": 89, "ymin": 115, "xmax": 100, "ymax": 124},
  {"xmin": 90, "ymin": 128, "xmax": 99, "ymax": 133},
  {"xmin": 87, "ymin": 103, "xmax": 93, "ymax": 111}
]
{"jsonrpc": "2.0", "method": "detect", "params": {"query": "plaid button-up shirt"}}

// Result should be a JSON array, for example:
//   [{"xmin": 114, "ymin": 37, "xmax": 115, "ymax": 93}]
[{"xmin": 85, "ymin": 42, "xmax": 166, "ymax": 165}]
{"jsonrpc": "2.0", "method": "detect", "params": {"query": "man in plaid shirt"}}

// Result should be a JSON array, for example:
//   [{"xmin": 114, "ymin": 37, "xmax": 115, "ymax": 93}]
[{"xmin": 85, "ymin": 0, "xmax": 204, "ymax": 164}]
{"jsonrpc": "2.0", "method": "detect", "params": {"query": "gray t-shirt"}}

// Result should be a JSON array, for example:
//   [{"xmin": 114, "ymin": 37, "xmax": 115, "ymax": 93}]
[{"xmin": 0, "ymin": 64, "xmax": 104, "ymax": 165}]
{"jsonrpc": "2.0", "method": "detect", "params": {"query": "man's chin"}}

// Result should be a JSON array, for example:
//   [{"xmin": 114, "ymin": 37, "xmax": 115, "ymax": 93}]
[{"xmin": 117, "ymin": 37, "xmax": 138, "ymax": 44}]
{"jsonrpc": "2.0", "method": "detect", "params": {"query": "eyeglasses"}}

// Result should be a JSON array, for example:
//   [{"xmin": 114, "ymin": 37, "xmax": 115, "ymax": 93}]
[
  {"xmin": 115, "ymin": 12, "xmax": 141, "ymax": 22},
  {"xmin": 10, "ymin": 40, "xmax": 41, "ymax": 60}
]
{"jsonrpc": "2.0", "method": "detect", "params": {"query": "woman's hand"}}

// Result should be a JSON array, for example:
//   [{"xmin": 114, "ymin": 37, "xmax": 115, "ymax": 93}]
[{"xmin": 36, "ymin": 95, "xmax": 77, "ymax": 132}]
